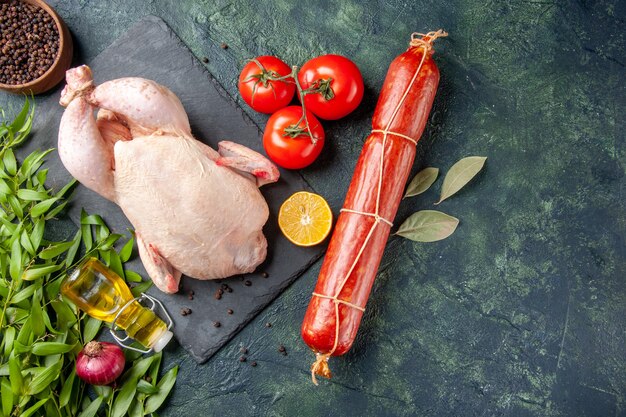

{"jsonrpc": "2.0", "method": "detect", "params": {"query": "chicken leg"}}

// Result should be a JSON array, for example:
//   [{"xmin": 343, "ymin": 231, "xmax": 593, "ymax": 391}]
[
  {"xmin": 136, "ymin": 232, "xmax": 182, "ymax": 293},
  {"xmin": 58, "ymin": 96, "xmax": 117, "ymax": 202}
]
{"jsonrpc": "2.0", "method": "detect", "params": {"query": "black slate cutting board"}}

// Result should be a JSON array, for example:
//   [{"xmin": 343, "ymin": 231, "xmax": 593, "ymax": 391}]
[{"xmin": 20, "ymin": 16, "xmax": 324, "ymax": 363}]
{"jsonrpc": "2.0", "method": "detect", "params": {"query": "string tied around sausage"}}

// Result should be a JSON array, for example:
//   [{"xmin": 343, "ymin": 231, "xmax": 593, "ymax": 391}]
[
  {"xmin": 311, "ymin": 292, "xmax": 366, "ymax": 312},
  {"xmin": 371, "ymin": 129, "xmax": 417, "ymax": 146},
  {"xmin": 409, "ymin": 29, "xmax": 448, "ymax": 51},
  {"xmin": 340, "ymin": 208, "xmax": 394, "ymax": 227}
]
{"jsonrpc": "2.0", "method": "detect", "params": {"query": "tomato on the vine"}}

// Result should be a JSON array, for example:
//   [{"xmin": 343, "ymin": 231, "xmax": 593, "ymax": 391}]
[
  {"xmin": 297, "ymin": 54, "xmax": 364, "ymax": 120},
  {"xmin": 238, "ymin": 56, "xmax": 296, "ymax": 114},
  {"xmin": 263, "ymin": 106, "xmax": 325, "ymax": 169}
]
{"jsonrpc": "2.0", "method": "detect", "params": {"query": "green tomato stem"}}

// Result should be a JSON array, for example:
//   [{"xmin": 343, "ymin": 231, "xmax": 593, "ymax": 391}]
[{"xmin": 290, "ymin": 65, "xmax": 317, "ymax": 144}]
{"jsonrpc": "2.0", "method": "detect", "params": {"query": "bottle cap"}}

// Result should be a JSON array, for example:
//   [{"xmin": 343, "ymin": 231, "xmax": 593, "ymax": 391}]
[{"xmin": 152, "ymin": 330, "xmax": 173, "ymax": 352}]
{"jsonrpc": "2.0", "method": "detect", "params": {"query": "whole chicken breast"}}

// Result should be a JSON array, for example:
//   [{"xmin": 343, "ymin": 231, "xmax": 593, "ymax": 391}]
[{"xmin": 58, "ymin": 65, "xmax": 279, "ymax": 293}]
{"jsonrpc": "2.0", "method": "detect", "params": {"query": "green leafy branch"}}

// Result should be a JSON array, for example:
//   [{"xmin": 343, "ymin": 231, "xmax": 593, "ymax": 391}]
[{"xmin": 396, "ymin": 156, "xmax": 487, "ymax": 242}]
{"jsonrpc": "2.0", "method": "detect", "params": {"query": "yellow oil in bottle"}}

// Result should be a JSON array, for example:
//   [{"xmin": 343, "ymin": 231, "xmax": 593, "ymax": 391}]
[{"xmin": 61, "ymin": 258, "xmax": 172, "ymax": 352}]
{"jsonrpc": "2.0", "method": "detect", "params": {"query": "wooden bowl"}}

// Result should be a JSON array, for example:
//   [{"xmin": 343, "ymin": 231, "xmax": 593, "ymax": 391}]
[{"xmin": 0, "ymin": 0, "xmax": 73, "ymax": 95}]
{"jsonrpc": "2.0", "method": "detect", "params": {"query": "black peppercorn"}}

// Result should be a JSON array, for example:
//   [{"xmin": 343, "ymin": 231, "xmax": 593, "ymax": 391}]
[{"xmin": 0, "ymin": 0, "xmax": 60, "ymax": 85}]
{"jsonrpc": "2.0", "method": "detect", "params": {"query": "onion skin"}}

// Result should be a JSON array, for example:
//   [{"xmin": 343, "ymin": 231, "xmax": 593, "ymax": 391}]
[{"xmin": 76, "ymin": 341, "xmax": 125, "ymax": 386}]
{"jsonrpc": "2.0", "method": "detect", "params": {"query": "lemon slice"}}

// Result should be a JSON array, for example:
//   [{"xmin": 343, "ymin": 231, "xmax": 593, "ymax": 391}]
[{"xmin": 278, "ymin": 191, "xmax": 333, "ymax": 247}]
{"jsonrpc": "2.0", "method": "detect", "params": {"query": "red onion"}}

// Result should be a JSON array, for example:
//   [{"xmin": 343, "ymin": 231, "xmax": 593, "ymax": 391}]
[{"xmin": 76, "ymin": 341, "xmax": 125, "ymax": 385}]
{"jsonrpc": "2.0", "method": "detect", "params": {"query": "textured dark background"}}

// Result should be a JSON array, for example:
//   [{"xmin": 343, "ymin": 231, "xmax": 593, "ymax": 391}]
[{"xmin": 1, "ymin": 1, "xmax": 625, "ymax": 416}]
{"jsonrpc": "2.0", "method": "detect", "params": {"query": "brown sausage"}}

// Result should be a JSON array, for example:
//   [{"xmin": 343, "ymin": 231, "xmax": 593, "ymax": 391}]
[{"xmin": 301, "ymin": 31, "xmax": 447, "ymax": 384}]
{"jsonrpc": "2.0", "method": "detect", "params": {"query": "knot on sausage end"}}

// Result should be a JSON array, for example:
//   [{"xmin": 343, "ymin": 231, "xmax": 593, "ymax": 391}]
[{"xmin": 311, "ymin": 352, "xmax": 332, "ymax": 385}]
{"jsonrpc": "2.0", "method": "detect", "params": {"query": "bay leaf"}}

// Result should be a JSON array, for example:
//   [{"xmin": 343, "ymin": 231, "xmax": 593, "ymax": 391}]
[
  {"xmin": 26, "ymin": 362, "xmax": 61, "ymax": 395},
  {"xmin": 2, "ymin": 327, "xmax": 15, "ymax": 357},
  {"xmin": 31, "ymin": 342, "xmax": 74, "ymax": 356},
  {"xmin": 436, "ymin": 156, "xmax": 487, "ymax": 204},
  {"xmin": 9, "ymin": 98, "xmax": 32, "ymax": 139},
  {"xmin": 119, "ymin": 237, "xmax": 135, "ymax": 263},
  {"xmin": 38, "ymin": 241, "xmax": 75, "ymax": 260},
  {"xmin": 17, "ymin": 397, "xmax": 47, "ymax": 417},
  {"xmin": 111, "ymin": 378, "xmax": 137, "ymax": 417},
  {"xmin": 65, "ymin": 229, "xmax": 82, "ymax": 268},
  {"xmin": 125, "ymin": 270, "xmax": 143, "ymax": 283},
  {"xmin": 58, "ymin": 370, "xmax": 75, "ymax": 408},
  {"xmin": 136, "ymin": 379, "xmax": 159, "ymax": 395},
  {"xmin": 82, "ymin": 317, "xmax": 102, "ymax": 343},
  {"xmin": 20, "ymin": 229, "xmax": 35, "ymax": 256},
  {"xmin": 3, "ymin": 149, "xmax": 16, "ymax": 176},
  {"xmin": 128, "ymin": 398, "xmax": 144, "ymax": 417},
  {"xmin": 404, "ymin": 167, "xmax": 439, "ymax": 198},
  {"xmin": 44, "ymin": 200, "xmax": 69, "ymax": 220},
  {"xmin": 30, "ymin": 218, "xmax": 45, "ymax": 250},
  {"xmin": 143, "ymin": 366, "xmax": 178, "ymax": 414},
  {"xmin": 0, "ymin": 179, "xmax": 12, "ymax": 196},
  {"xmin": 131, "ymin": 281, "xmax": 153, "ymax": 297},
  {"xmin": 93, "ymin": 385, "xmax": 113, "ymax": 401},
  {"xmin": 395, "ymin": 210, "xmax": 459, "ymax": 242},
  {"xmin": 8, "ymin": 353, "xmax": 22, "ymax": 395},
  {"xmin": 148, "ymin": 352, "xmax": 162, "ymax": 383},
  {"xmin": 1, "ymin": 377, "xmax": 14, "ymax": 416},
  {"xmin": 29, "ymin": 197, "xmax": 60, "ymax": 218},
  {"xmin": 107, "ymin": 250, "xmax": 125, "ymax": 279},
  {"xmin": 16, "ymin": 189, "xmax": 48, "ymax": 202},
  {"xmin": 9, "ymin": 237, "xmax": 22, "ymax": 281},
  {"xmin": 77, "ymin": 396, "xmax": 102, "ymax": 417},
  {"xmin": 35, "ymin": 168, "xmax": 48, "ymax": 187},
  {"xmin": 30, "ymin": 293, "xmax": 45, "ymax": 337},
  {"xmin": 81, "ymin": 222, "xmax": 93, "ymax": 252},
  {"xmin": 21, "ymin": 264, "xmax": 62, "ymax": 282}
]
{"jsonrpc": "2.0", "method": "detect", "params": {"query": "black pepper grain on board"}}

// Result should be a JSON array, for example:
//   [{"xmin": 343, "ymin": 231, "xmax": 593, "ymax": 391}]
[{"xmin": 0, "ymin": 0, "xmax": 60, "ymax": 85}]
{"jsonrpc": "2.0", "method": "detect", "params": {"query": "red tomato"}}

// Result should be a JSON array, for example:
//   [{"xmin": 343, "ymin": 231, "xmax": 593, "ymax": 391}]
[
  {"xmin": 263, "ymin": 106, "xmax": 325, "ymax": 169},
  {"xmin": 297, "ymin": 54, "xmax": 364, "ymax": 120},
  {"xmin": 238, "ymin": 56, "xmax": 296, "ymax": 114}
]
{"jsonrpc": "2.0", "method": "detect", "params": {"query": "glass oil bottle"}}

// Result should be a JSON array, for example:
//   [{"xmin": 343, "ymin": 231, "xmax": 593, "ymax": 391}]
[{"xmin": 61, "ymin": 258, "xmax": 173, "ymax": 352}]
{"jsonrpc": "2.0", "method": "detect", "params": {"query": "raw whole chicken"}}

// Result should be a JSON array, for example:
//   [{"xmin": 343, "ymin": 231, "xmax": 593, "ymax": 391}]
[{"xmin": 58, "ymin": 65, "xmax": 279, "ymax": 293}]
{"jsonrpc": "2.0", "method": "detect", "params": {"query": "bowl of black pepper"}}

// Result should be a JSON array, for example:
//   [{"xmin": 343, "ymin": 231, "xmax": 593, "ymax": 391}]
[{"xmin": 0, "ymin": 0, "xmax": 73, "ymax": 94}]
